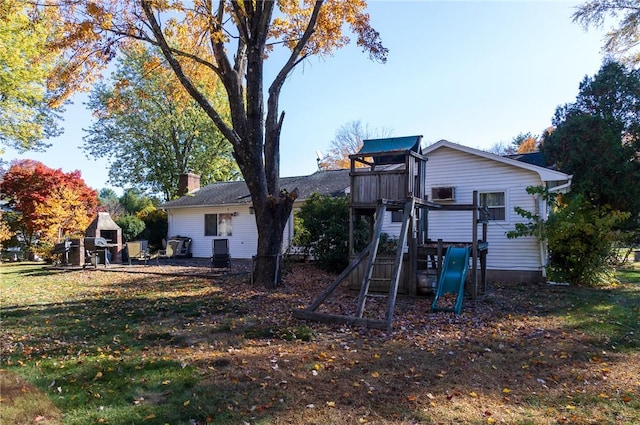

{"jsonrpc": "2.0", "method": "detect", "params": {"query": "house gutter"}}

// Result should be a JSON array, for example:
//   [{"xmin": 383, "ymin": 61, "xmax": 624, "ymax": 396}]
[
  {"xmin": 546, "ymin": 175, "xmax": 573, "ymax": 194},
  {"xmin": 161, "ymin": 202, "xmax": 251, "ymax": 211}
]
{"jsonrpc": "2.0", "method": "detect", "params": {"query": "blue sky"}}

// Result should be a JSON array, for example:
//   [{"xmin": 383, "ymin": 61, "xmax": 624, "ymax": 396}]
[{"xmin": 3, "ymin": 1, "xmax": 609, "ymax": 194}]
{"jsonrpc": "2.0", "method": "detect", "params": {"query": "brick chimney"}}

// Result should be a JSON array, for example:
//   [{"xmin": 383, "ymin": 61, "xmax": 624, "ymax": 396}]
[{"xmin": 178, "ymin": 173, "xmax": 201, "ymax": 196}]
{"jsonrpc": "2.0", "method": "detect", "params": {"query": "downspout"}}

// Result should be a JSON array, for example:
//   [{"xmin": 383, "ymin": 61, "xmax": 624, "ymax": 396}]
[
  {"xmin": 161, "ymin": 208, "xmax": 173, "ymax": 240},
  {"xmin": 284, "ymin": 209, "xmax": 294, "ymax": 254},
  {"xmin": 535, "ymin": 194, "xmax": 548, "ymax": 280},
  {"xmin": 539, "ymin": 176, "xmax": 573, "ymax": 280}
]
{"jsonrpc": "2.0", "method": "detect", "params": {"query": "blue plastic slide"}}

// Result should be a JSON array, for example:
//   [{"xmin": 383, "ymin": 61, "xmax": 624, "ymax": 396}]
[{"xmin": 430, "ymin": 246, "xmax": 470, "ymax": 315}]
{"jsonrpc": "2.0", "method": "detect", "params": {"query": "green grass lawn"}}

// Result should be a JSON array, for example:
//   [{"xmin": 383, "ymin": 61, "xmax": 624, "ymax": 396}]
[{"xmin": 1, "ymin": 261, "xmax": 639, "ymax": 425}]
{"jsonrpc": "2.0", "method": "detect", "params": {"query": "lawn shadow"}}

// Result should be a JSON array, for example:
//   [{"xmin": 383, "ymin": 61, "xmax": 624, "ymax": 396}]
[{"xmin": 2, "ymin": 265, "xmax": 639, "ymax": 424}]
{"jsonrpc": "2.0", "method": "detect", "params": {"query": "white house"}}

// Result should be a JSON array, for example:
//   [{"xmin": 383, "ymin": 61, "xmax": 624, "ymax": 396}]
[
  {"xmin": 421, "ymin": 140, "xmax": 571, "ymax": 283},
  {"xmin": 161, "ymin": 169, "xmax": 351, "ymax": 259},
  {"xmin": 161, "ymin": 140, "xmax": 571, "ymax": 283}
]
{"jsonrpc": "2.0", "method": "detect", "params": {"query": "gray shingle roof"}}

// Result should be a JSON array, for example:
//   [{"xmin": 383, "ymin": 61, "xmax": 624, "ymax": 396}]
[
  {"xmin": 505, "ymin": 152, "xmax": 546, "ymax": 168},
  {"xmin": 161, "ymin": 169, "xmax": 350, "ymax": 209}
]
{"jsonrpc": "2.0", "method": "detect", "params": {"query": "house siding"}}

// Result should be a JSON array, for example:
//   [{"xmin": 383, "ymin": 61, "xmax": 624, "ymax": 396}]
[
  {"xmin": 167, "ymin": 205, "xmax": 256, "ymax": 258},
  {"xmin": 162, "ymin": 142, "xmax": 569, "ymax": 279},
  {"xmin": 424, "ymin": 147, "xmax": 542, "ymax": 272},
  {"xmin": 166, "ymin": 205, "xmax": 294, "ymax": 259}
]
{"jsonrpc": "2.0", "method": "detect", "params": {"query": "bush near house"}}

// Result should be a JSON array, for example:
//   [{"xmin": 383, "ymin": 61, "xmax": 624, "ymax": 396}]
[
  {"xmin": 509, "ymin": 187, "xmax": 629, "ymax": 286},
  {"xmin": 293, "ymin": 193, "xmax": 368, "ymax": 272},
  {"xmin": 546, "ymin": 196, "xmax": 629, "ymax": 285},
  {"xmin": 137, "ymin": 207, "xmax": 168, "ymax": 251}
]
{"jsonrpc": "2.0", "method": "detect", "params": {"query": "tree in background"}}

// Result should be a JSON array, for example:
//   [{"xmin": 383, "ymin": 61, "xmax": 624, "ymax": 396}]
[
  {"xmin": 118, "ymin": 188, "xmax": 157, "ymax": 216},
  {"xmin": 98, "ymin": 188, "xmax": 124, "ymax": 218},
  {"xmin": 0, "ymin": 0, "xmax": 63, "ymax": 151},
  {"xmin": 136, "ymin": 207, "xmax": 167, "ymax": 252},
  {"xmin": 0, "ymin": 160, "xmax": 98, "ymax": 257},
  {"xmin": 574, "ymin": 1, "xmax": 640, "ymax": 66},
  {"xmin": 0, "ymin": 210, "xmax": 15, "ymax": 249},
  {"xmin": 84, "ymin": 44, "xmax": 239, "ymax": 200},
  {"xmin": 116, "ymin": 214, "xmax": 146, "ymax": 242},
  {"xmin": 32, "ymin": 185, "xmax": 95, "ymax": 246},
  {"xmin": 319, "ymin": 120, "xmax": 392, "ymax": 170},
  {"xmin": 45, "ymin": 0, "xmax": 386, "ymax": 287},
  {"xmin": 541, "ymin": 61, "xmax": 640, "ymax": 223},
  {"xmin": 489, "ymin": 132, "xmax": 540, "ymax": 156},
  {"xmin": 509, "ymin": 61, "xmax": 639, "ymax": 285},
  {"xmin": 487, "ymin": 141, "xmax": 510, "ymax": 156},
  {"xmin": 512, "ymin": 132, "xmax": 539, "ymax": 154},
  {"xmin": 524, "ymin": 60, "xmax": 640, "ymax": 284}
]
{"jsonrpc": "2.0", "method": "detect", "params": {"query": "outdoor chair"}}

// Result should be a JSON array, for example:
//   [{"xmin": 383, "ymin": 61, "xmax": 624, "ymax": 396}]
[
  {"xmin": 126, "ymin": 241, "xmax": 150, "ymax": 265},
  {"xmin": 156, "ymin": 239, "xmax": 179, "ymax": 264},
  {"xmin": 178, "ymin": 239, "xmax": 191, "ymax": 257},
  {"xmin": 211, "ymin": 238, "xmax": 231, "ymax": 269},
  {"xmin": 84, "ymin": 249, "xmax": 99, "ymax": 268}
]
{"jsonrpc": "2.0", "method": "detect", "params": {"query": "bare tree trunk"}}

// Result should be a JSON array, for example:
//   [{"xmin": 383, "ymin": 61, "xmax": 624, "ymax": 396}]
[{"xmin": 250, "ymin": 187, "xmax": 298, "ymax": 288}]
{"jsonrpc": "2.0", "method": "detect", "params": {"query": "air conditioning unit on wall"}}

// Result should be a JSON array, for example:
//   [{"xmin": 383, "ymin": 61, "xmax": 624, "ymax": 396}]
[{"xmin": 431, "ymin": 186, "xmax": 455, "ymax": 201}]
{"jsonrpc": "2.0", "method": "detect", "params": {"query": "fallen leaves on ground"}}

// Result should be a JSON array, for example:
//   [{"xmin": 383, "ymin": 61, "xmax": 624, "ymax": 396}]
[{"xmin": 1, "ymin": 261, "xmax": 639, "ymax": 425}]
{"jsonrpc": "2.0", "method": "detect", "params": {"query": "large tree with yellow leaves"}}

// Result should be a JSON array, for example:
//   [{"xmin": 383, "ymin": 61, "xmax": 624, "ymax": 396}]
[
  {"xmin": 42, "ymin": 0, "xmax": 387, "ymax": 286},
  {"xmin": 0, "ymin": 0, "xmax": 63, "ymax": 151},
  {"xmin": 83, "ymin": 44, "xmax": 240, "ymax": 200}
]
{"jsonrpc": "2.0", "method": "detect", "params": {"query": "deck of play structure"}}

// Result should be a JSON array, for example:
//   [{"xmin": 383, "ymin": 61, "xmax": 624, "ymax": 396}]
[{"xmin": 293, "ymin": 136, "xmax": 489, "ymax": 330}]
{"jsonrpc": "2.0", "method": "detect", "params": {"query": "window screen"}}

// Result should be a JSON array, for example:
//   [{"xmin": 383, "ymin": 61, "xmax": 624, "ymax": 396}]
[
  {"xmin": 480, "ymin": 192, "xmax": 506, "ymax": 221},
  {"xmin": 218, "ymin": 213, "xmax": 233, "ymax": 236}
]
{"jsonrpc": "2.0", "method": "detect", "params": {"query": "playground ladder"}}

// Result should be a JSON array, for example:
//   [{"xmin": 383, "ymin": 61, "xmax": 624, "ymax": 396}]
[
  {"xmin": 356, "ymin": 198, "xmax": 415, "ymax": 326},
  {"xmin": 293, "ymin": 198, "xmax": 416, "ymax": 330}
]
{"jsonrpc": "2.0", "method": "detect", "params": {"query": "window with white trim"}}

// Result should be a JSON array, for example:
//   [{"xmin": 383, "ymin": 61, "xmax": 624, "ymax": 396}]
[
  {"xmin": 479, "ymin": 192, "xmax": 506, "ymax": 221},
  {"xmin": 205, "ymin": 213, "xmax": 233, "ymax": 236},
  {"xmin": 218, "ymin": 213, "xmax": 233, "ymax": 236},
  {"xmin": 205, "ymin": 214, "xmax": 218, "ymax": 236}
]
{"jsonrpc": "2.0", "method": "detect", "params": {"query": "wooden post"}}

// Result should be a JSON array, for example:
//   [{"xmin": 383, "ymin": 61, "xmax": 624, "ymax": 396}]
[
  {"xmin": 482, "ymin": 221, "xmax": 488, "ymax": 293},
  {"xmin": 437, "ymin": 239, "xmax": 443, "ymax": 279},
  {"xmin": 384, "ymin": 199, "xmax": 415, "ymax": 328},
  {"xmin": 471, "ymin": 190, "xmax": 479, "ymax": 299},
  {"xmin": 408, "ymin": 212, "xmax": 417, "ymax": 296}
]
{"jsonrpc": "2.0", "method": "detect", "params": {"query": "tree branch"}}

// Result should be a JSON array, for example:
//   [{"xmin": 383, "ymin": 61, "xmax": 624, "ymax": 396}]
[
  {"xmin": 140, "ymin": 0, "xmax": 240, "ymax": 147},
  {"xmin": 264, "ymin": 1, "xmax": 324, "ymax": 193}
]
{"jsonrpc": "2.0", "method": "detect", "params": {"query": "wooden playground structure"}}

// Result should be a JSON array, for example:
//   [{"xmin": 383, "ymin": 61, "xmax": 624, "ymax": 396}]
[{"xmin": 293, "ymin": 136, "xmax": 488, "ymax": 330}]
